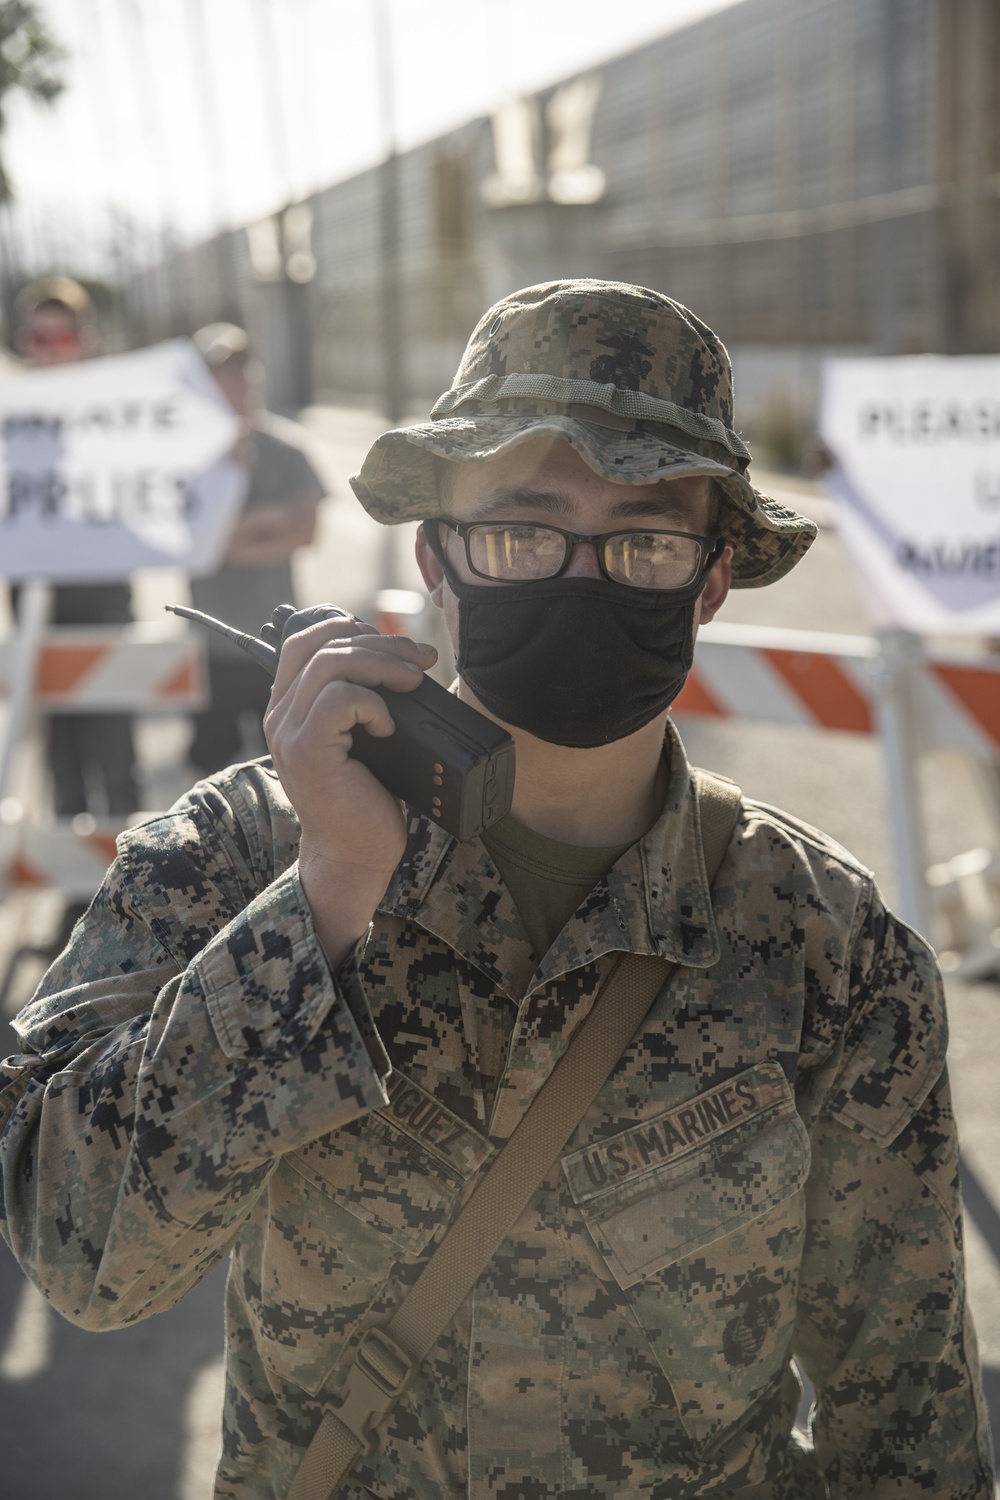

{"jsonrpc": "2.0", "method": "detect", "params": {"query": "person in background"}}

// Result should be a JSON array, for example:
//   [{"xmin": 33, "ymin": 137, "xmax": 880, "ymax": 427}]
[
  {"xmin": 11, "ymin": 277, "xmax": 139, "ymax": 820},
  {"xmin": 188, "ymin": 323, "xmax": 325, "ymax": 775}
]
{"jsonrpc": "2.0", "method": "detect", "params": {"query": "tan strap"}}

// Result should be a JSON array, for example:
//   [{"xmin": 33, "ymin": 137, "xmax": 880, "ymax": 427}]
[{"xmin": 286, "ymin": 769, "xmax": 742, "ymax": 1500}]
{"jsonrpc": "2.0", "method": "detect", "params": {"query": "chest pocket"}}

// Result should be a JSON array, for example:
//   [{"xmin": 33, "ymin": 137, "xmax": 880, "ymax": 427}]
[
  {"xmin": 562, "ymin": 1059, "xmax": 810, "ymax": 1453},
  {"xmin": 247, "ymin": 1074, "xmax": 494, "ymax": 1394}
]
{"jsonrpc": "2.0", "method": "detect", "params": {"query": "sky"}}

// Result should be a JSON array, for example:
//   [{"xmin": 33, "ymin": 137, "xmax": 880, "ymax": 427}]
[{"xmin": 3, "ymin": 0, "xmax": 743, "ymax": 267}]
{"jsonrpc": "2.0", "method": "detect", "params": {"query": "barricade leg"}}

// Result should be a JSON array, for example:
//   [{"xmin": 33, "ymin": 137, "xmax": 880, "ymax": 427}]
[
  {"xmin": 871, "ymin": 630, "xmax": 932, "ymax": 940},
  {"xmin": 925, "ymin": 755, "xmax": 1000, "ymax": 980},
  {"xmin": 0, "ymin": 583, "xmax": 52, "ymax": 894},
  {"xmin": 0, "ymin": 581, "xmax": 51, "ymax": 806},
  {"xmin": 0, "ymin": 620, "xmax": 207, "ymax": 912}
]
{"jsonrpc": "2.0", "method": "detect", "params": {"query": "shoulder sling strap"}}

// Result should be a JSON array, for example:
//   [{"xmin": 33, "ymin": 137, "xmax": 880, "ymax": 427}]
[{"xmin": 287, "ymin": 769, "xmax": 742, "ymax": 1500}]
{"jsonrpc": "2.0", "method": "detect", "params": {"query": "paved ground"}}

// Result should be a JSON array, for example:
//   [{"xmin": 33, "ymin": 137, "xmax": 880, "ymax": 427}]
[{"xmin": 1, "ymin": 403, "xmax": 998, "ymax": 1495}]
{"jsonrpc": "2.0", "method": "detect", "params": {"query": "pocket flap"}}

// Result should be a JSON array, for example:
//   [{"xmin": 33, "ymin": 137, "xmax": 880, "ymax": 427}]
[
  {"xmin": 287, "ymin": 1071, "xmax": 494, "ymax": 1253},
  {"xmin": 563, "ymin": 1060, "xmax": 810, "ymax": 1287}
]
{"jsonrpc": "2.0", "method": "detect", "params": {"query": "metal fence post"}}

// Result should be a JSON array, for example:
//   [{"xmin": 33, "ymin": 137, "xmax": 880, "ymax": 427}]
[{"xmin": 871, "ymin": 628, "xmax": 932, "ymax": 938}]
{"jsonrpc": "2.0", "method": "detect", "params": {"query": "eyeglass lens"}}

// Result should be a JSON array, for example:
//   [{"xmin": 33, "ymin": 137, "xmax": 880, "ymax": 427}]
[{"xmin": 466, "ymin": 524, "xmax": 704, "ymax": 589}]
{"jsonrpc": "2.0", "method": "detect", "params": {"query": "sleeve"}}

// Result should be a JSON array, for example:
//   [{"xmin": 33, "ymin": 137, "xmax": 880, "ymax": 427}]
[
  {"xmin": 794, "ymin": 893, "xmax": 995, "ymax": 1497},
  {"xmin": 0, "ymin": 783, "xmax": 390, "ymax": 1332}
]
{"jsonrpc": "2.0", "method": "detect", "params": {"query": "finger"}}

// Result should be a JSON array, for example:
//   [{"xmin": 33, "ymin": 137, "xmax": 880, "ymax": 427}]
[
  {"xmin": 267, "ymin": 680, "xmax": 398, "ymax": 763},
  {"xmin": 287, "ymin": 634, "xmax": 435, "ymax": 704},
  {"xmin": 332, "ymin": 633, "xmax": 437, "ymax": 665},
  {"xmin": 271, "ymin": 618, "xmax": 369, "ymax": 700},
  {"xmin": 273, "ymin": 625, "xmax": 436, "ymax": 702},
  {"xmin": 271, "ymin": 616, "xmax": 434, "ymax": 696},
  {"xmin": 268, "ymin": 641, "xmax": 429, "ymax": 741}
]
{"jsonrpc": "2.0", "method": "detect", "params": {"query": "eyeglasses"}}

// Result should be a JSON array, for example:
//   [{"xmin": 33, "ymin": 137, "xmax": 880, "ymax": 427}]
[{"xmin": 438, "ymin": 519, "xmax": 725, "ymax": 591}]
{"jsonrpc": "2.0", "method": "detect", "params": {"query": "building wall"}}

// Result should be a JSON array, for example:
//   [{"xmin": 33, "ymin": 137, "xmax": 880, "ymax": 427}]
[
  {"xmin": 594, "ymin": 0, "xmax": 941, "ymax": 350},
  {"xmin": 125, "ymin": 0, "xmax": 1000, "ymax": 420}
]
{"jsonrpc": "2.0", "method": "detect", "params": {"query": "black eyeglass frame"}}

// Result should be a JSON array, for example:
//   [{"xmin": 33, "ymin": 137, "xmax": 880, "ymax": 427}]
[{"xmin": 435, "ymin": 518, "xmax": 726, "ymax": 591}]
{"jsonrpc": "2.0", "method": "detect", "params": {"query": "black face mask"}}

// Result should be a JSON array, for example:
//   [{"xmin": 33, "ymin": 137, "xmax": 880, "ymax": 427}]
[{"xmin": 433, "ymin": 548, "xmax": 706, "ymax": 747}]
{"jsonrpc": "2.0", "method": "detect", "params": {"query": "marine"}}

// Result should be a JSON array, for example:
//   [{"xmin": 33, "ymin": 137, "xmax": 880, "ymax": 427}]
[{"xmin": 0, "ymin": 279, "xmax": 994, "ymax": 1498}]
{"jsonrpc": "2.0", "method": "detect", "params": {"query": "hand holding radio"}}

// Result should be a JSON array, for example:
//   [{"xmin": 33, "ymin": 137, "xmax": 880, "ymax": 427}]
[
  {"xmin": 275, "ymin": 613, "xmax": 434, "ymax": 844},
  {"xmin": 265, "ymin": 613, "xmax": 437, "ymax": 962},
  {"xmin": 166, "ymin": 600, "xmax": 516, "ymax": 967}
]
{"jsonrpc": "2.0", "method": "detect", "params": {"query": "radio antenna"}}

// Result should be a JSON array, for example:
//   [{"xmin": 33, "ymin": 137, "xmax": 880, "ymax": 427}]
[{"xmin": 165, "ymin": 604, "xmax": 278, "ymax": 675}]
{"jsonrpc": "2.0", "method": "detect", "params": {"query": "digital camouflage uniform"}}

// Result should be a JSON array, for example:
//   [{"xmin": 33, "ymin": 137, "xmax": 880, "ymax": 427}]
[
  {"xmin": 0, "ymin": 280, "xmax": 994, "ymax": 1498},
  {"xmin": 0, "ymin": 730, "xmax": 992, "ymax": 1497}
]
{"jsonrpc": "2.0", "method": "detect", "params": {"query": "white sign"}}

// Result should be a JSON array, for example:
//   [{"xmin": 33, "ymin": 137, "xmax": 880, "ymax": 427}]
[
  {"xmin": 819, "ymin": 356, "xmax": 1000, "ymax": 633},
  {"xmin": 0, "ymin": 340, "xmax": 246, "ymax": 581}
]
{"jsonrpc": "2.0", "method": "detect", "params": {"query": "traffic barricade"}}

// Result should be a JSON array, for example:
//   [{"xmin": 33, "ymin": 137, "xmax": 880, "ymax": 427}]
[
  {"xmin": 4, "ymin": 604, "xmax": 996, "ymax": 980},
  {"xmin": 0, "ymin": 626, "xmax": 208, "ymax": 716},
  {"xmin": 674, "ymin": 622, "xmax": 1000, "ymax": 980},
  {"xmin": 0, "ymin": 607, "xmax": 206, "ymax": 902}
]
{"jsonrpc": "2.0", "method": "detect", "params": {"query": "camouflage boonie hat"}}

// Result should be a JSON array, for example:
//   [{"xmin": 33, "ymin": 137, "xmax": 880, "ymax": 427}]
[{"xmin": 350, "ymin": 279, "xmax": 816, "ymax": 587}]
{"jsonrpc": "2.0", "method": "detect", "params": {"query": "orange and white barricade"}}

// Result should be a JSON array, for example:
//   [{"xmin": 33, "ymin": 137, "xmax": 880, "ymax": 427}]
[
  {"xmin": 675, "ymin": 622, "xmax": 1000, "ymax": 755},
  {"xmin": 674, "ymin": 622, "xmax": 1000, "ymax": 979},
  {"xmin": 0, "ymin": 627, "xmax": 206, "ymax": 716},
  {"xmin": 0, "ymin": 581, "xmax": 206, "ymax": 904},
  {"xmin": 0, "ymin": 816, "xmax": 127, "ymax": 901},
  {"xmin": 4, "ymin": 590, "xmax": 997, "ymax": 978}
]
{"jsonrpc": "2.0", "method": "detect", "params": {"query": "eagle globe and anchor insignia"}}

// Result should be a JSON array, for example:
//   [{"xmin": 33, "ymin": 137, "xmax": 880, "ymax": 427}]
[{"xmin": 721, "ymin": 1271, "xmax": 783, "ymax": 1366}]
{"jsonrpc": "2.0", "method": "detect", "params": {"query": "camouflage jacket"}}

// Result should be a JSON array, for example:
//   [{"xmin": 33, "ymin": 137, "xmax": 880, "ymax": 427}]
[{"xmin": 0, "ymin": 729, "xmax": 993, "ymax": 1499}]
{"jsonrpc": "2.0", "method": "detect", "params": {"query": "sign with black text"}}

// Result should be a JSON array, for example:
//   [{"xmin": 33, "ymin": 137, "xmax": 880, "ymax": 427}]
[
  {"xmin": 819, "ymin": 356, "xmax": 1000, "ymax": 633},
  {"xmin": 0, "ymin": 340, "xmax": 245, "ymax": 581}
]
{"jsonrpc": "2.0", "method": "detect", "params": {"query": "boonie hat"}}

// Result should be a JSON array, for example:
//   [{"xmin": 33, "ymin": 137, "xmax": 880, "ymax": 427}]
[{"xmin": 350, "ymin": 279, "xmax": 816, "ymax": 587}]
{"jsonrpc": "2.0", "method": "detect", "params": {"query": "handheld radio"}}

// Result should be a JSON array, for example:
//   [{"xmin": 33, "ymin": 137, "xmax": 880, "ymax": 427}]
[{"xmin": 167, "ymin": 602, "xmax": 515, "ymax": 841}]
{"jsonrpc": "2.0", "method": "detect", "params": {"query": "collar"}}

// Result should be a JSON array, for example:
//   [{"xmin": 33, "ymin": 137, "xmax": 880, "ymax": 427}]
[{"xmin": 376, "ymin": 719, "xmax": 721, "ymax": 997}]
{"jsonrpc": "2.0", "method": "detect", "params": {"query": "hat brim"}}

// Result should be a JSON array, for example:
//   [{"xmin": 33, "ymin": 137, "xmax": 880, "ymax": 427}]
[{"xmin": 350, "ymin": 413, "xmax": 816, "ymax": 588}]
